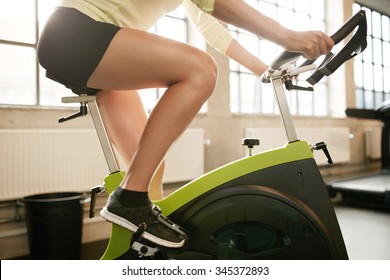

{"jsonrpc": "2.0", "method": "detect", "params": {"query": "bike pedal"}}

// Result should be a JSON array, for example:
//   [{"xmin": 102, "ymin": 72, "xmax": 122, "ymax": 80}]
[
  {"xmin": 151, "ymin": 205, "xmax": 189, "ymax": 239},
  {"xmin": 131, "ymin": 241, "xmax": 160, "ymax": 258},
  {"xmin": 89, "ymin": 185, "xmax": 105, "ymax": 218}
]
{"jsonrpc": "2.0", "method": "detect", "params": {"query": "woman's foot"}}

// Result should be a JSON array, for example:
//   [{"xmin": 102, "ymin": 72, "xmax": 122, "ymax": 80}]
[{"xmin": 100, "ymin": 187, "xmax": 187, "ymax": 248}]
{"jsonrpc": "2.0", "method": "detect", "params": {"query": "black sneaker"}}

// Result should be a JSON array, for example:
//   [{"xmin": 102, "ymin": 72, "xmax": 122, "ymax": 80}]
[{"xmin": 100, "ymin": 189, "xmax": 187, "ymax": 248}]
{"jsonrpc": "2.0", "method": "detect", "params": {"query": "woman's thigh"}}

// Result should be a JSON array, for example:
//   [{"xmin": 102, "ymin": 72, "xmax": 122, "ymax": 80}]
[
  {"xmin": 96, "ymin": 89, "xmax": 147, "ymax": 164},
  {"xmin": 87, "ymin": 27, "xmax": 217, "ymax": 91}
]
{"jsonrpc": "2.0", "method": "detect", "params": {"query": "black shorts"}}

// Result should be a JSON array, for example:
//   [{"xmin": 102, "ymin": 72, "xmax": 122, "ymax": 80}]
[{"xmin": 37, "ymin": 8, "xmax": 121, "ymax": 95}]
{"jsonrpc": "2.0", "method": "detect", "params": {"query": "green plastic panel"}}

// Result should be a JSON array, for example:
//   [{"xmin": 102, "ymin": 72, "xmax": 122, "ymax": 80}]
[
  {"xmin": 156, "ymin": 140, "xmax": 313, "ymax": 215},
  {"xmin": 100, "ymin": 140, "xmax": 313, "ymax": 259}
]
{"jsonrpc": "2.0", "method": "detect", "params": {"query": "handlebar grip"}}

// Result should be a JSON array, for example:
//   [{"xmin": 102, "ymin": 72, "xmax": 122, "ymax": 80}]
[
  {"xmin": 330, "ymin": 10, "xmax": 366, "ymax": 44},
  {"xmin": 267, "ymin": 10, "xmax": 366, "ymax": 73}
]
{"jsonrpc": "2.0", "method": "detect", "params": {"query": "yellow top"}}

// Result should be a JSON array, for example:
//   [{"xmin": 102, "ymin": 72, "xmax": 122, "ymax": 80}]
[{"xmin": 58, "ymin": 0, "xmax": 233, "ymax": 54}]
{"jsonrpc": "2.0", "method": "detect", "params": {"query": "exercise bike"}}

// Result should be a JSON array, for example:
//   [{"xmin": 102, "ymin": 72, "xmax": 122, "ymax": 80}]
[
  {"xmin": 58, "ymin": 10, "xmax": 367, "ymax": 260},
  {"xmin": 328, "ymin": 100, "xmax": 390, "ymax": 207}
]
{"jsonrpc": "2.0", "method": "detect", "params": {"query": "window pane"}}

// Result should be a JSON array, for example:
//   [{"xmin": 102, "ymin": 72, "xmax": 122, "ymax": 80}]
[
  {"xmin": 353, "ymin": 3, "xmax": 389, "ymax": 110},
  {"xmin": 297, "ymin": 90, "xmax": 313, "ymax": 115},
  {"xmin": 363, "ymin": 7, "xmax": 372, "ymax": 36},
  {"xmin": 0, "ymin": 0, "xmax": 36, "ymax": 43},
  {"xmin": 372, "ymin": 38, "xmax": 382, "ymax": 65},
  {"xmin": 229, "ymin": 73, "xmax": 240, "ymax": 113},
  {"xmin": 0, "ymin": 44, "xmax": 36, "ymax": 105},
  {"xmin": 288, "ymin": 91, "xmax": 298, "ymax": 115},
  {"xmin": 277, "ymin": 0, "xmax": 293, "ymax": 9},
  {"xmin": 354, "ymin": 60, "xmax": 363, "ymax": 88},
  {"xmin": 372, "ymin": 11, "xmax": 382, "ymax": 38},
  {"xmin": 156, "ymin": 16, "xmax": 186, "ymax": 42},
  {"xmin": 355, "ymin": 88, "xmax": 364, "ymax": 108},
  {"xmin": 313, "ymin": 84, "xmax": 328, "ymax": 116},
  {"xmin": 259, "ymin": 39, "xmax": 278, "ymax": 65},
  {"xmin": 374, "ymin": 92, "xmax": 383, "ymax": 107},
  {"xmin": 373, "ymin": 65, "xmax": 383, "ymax": 92},
  {"xmin": 238, "ymin": 33, "xmax": 258, "ymax": 57},
  {"xmin": 382, "ymin": 15, "xmax": 390, "ymax": 41},
  {"xmin": 311, "ymin": 18, "xmax": 325, "ymax": 31},
  {"xmin": 278, "ymin": 7, "xmax": 294, "ymax": 27},
  {"xmin": 309, "ymin": 0, "xmax": 324, "ymax": 19},
  {"xmin": 259, "ymin": 2, "xmax": 277, "ymax": 18},
  {"xmin": 139, "ymin": 88, "xmax": 161, "ymax": 113},
  {"xmin": 261, "ymin": 83, "xmax": 276, "ymax": 114},
  {"xmin": 363, "ymin": 37, "xmax": 372, "ymax": 62},
  {"xmin": 240, "ymin": 74, "xmax": 258, "ymax": 113},
  {"xmin": 383, "ymin": 41, "xmax": 390, "ymax": 67},
  {"xmin": 364, "ymin": 90, "xmax": 374, "ymax": 108},
  {"xmin": 295, "ymin": 14, "xmax": 310, "ymax": 31},
  {"xmin": 384, "ymin": 67, "xmax": 390, "ymax": 92},
  {"xmin": 294, "ymin": 0, "xmax": 310, "ymax": 14},
  {"xmin": 363, "ymin": 62, "xmax": 374, "ymax": 90}
]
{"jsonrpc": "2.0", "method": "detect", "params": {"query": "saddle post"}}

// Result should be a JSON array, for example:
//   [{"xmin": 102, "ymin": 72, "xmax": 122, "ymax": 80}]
[
  {"xmin": 59, "ymin": 94, "xmax": 120, "ymax": 174},
  {"xmin": 59, "ymin": 94, "xmax": 125, "ymax": 220}
]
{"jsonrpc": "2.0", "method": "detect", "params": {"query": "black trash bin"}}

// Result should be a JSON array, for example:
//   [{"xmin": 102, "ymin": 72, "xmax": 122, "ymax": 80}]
[{"xmin": 23, "ymin": 192, "xmax": 85, "ymax": 260}]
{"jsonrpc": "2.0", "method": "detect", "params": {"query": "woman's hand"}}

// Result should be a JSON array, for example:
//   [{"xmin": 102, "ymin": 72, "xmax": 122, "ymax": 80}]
[{"xmin": 282, "ymin": 30, "xmax": 334, "ymax": 59}]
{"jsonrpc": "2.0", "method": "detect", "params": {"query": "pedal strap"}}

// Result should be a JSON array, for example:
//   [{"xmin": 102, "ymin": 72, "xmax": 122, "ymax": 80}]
[
  {"xmin": 129, "ymin": 223, "xmax": 161, "ymax": 258},
  {"xmin": 130, "ymin": 222, "xmax": 147, "ymax": 246},
  {"xmin": 151, "ymin": 205, "xmax": 189, "ymax": 241},
  {"xmin": 130, "ymin": 205, "xmax": 189, "ymax": 252}
]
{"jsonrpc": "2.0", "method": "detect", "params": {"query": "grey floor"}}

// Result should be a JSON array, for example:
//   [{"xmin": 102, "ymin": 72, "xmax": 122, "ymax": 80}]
[{"xmin": 334, "ymin": 204, "xmax": 390, "ymax": 260}]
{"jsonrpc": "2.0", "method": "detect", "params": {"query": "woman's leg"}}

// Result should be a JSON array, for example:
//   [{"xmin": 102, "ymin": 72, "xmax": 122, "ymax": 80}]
[
  {"xmin": 96, "ymin": 89, "xmax": 164, "ymax": 200},
  {"xmin": 89, "ymin": 28, "xmax": 217, "ymax": 192},
  {"xmin": 88, "ymin": 28, "xmax": 218, "ymax": 247}
]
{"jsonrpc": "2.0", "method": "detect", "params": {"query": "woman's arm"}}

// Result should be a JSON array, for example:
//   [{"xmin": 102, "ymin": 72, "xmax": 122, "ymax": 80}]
[
  {"xmin": 212, "ymin": 0, "xmax": 334, "ymax": 59},
  {"xmin": 225, "ymin": 39, "xmax": 268, "ymax": 75},
  {"xmin": 184, "ymin": 0, "xmax": 267, "ymax": 75}
]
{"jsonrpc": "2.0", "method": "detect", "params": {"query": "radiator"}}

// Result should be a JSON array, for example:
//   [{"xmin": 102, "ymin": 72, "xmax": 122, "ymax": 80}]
[
  {"xmin": 0, "ymin": 128, "xmax": 204, "ymax": 201},
  {"xmin": 245, "ymin": 127, "xmax": 351, "ymax": 165}
]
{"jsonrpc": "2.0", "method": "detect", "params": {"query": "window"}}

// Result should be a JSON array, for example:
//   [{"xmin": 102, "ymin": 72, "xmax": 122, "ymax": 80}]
[
  {"xmin": 0, "ymin": 1, "xmax": 189, "ymax": 110},
  {"xmin": 0, "ymin": 0, "xmax": 38, "ymax": 105},
  {"xmin": 353, "ymin": 3, "xmax": 390, "ymax": 109},
  {"xmin": 0, "ymin": 0, "xmax": 70, "ymax": 106},
  {"xmin": 229, "ymin": 0, "xmax": 328, "ymax": 116}
]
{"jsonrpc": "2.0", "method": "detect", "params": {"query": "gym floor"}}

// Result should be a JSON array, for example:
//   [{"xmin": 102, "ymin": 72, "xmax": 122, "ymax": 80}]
[{"xmin": 334, "ymin": 203, "xmax": 390, "ymax": 260}]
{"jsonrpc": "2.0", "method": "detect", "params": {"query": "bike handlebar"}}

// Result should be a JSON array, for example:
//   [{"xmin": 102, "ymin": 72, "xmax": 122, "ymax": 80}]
[
  {"xmin": 266, "ymin": 10, "xmax": 367, "ymax": 84},
  {"xmin": 330, "ymin": 10, "xmax": 366, "ymax": 45}
]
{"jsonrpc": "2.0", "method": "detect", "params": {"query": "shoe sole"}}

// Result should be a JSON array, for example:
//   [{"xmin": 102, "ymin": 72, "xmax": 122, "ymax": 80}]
[{"xmin": 100, "ymin": 207, "xmax": 185, "ymax": 248}]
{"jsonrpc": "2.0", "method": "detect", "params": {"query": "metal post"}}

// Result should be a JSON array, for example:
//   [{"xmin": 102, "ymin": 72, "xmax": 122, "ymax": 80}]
[
  {"xmin": 61, "ymin": 96, "xmax": 120, "ymax": 173},
  {"xmin": 271, "ymin": 78, "xmax": 299, "ymax": 143}
]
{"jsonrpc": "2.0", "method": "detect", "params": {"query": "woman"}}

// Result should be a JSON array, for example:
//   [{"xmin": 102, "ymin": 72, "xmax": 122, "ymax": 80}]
[{"xmin": 38, "ymin": 0, "xmax": 333, "ymax": 249}]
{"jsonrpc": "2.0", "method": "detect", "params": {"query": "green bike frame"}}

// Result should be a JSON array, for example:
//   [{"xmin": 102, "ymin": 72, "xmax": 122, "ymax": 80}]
[{"xmin": 100, "ymin": 140, "xmax": 314, "ymax": 259}]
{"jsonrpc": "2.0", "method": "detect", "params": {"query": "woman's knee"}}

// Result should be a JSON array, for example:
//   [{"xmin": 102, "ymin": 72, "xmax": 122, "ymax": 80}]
[{"xmin": 187, "ymin": 50, "xmax": 218, "ymax": 95}]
